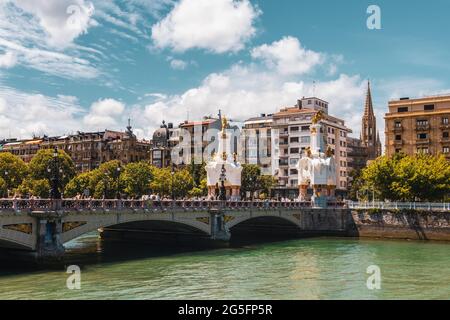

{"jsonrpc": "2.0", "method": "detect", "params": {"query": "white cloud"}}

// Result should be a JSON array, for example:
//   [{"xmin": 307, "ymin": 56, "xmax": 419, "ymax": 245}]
[
  {"xmin": 138, "ymin": 61, "xmax": 367, "ymax": 140},
  {"xmin": 0, "ymin": 38, "xmax": 99, "ymax": 79},
  {"xmin": 0, "ymin": 51, "xmax": 17, "ymax": 68},
  {"xmin": 251, "ymin": 36, "xmax": 324, "ymax": 76},
  {"xmin": 151, "ymin": 0, "xmax": 260, "ymax": 53},
  {"xmin": 0, "ymin": 85, "xmax": 83, "ymax": 139},
  {"xmin": 83, "ymin": 98, "xmax": 125, "ymax": 128},
  {"xmin": 11, "ymin": 0, "xmax": 95, "ymax": 48},
  {"xmin": 0, "ymin": 1, "xmax": 100, "ymax": 79},
  {"xmin": 170, "ymin": 58, "xmax": 188, "ymax": 70}
]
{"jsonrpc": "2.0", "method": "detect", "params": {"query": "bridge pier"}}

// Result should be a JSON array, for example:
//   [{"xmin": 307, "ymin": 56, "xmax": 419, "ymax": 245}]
[
  {"xmin": 32, "ymin": 212, "xmax": 65, "ymax": 262},
  {"xmin": 209, "ymin": 209, "xmax": 231, "ymax": 243}
]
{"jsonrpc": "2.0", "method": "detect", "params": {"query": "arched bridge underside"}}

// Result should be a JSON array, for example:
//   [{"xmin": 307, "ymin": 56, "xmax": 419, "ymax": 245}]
[{"xmin": 0, "ymin": 206, "xmax": 349, "ymax": 257}]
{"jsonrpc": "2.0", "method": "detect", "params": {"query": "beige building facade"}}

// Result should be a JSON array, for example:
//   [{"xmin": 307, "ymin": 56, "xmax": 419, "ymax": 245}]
[{"xmin": 385, "ymin": 95, "xmax": 450, "ymax": 159}]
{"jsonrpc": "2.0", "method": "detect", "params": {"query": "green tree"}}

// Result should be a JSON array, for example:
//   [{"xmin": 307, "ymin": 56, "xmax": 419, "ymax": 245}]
[
  {"xmin": 358, "ymin": 153, "xmax": 450, "ymax": 202},
  {"xmin": 150, "ymin": 167, "xmax": 171, "ymax": 197},
  {"xmin": 241, "ymin": 164, "xmax": 262, "ymax": 199},
  {"xmin": 0, "ymin": 153, "xmax": 29, "ymax": 190},
  {"xmin": 121, "ymin": 162, "xmax": 153, "ymax": 198},
  {"xmin": 258, "ymin": 174, "xmax": 277, "ymax": 196},
  {"xmin": 28, "ymin": 149, "xmax": 76, "ymax": 191},
  {"xmin": 189, "ymin": 178, "xmax": 208, "ymax": 198},
  {"xmin": 173, "ymin": 169, "xmax": 194, "ymax": 199},
  {"xmin": 0, "ymin": 177, "xmax": 7, "ymax": 198},
  {"xmin": 17, "ymin": 179, "xmax": 50, "ymax": 198},
  {"xmin": 89, "ymin": 161, "xmax": 123, "ymax": 198},
  {"xmin": 64, "ymin": 172, "xmax": 93, "ymax": 198}
]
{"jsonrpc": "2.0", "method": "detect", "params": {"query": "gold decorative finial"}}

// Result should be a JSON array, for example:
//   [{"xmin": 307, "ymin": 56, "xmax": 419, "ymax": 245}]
[
  {"xmin": 221, "ymin": 116, "xmax": 228, "ymax": 131},
  {"xmin": 306, "ymin": 147, "xmax": 312, "ymax": 157},
  {"xmin": 311, "ymin": 110, "xmax": 324, "ymax": 125},
  {"xmin": 326, "ymin": 146, "xmax": 334, "ymax": 157}
]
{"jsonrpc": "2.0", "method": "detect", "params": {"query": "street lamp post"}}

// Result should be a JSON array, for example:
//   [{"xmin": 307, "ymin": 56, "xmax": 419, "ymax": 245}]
[
  {"xmin": 49, "ymin": 147, "xmax": 62, "ymax": 210},
  {"xmin": 3, "ymin": 170, "xmax": 8, "ymax": 198},
  {"xmin": 219, "ymin": 164, "xmax": 227, "ymax": 201},
  {"xmin": 171, "ymin": 164, "xmax": 175, "ymax": 200},
  {"xmin": 116, "ymin": 165, "xmax": 122, "ymax": 200}
]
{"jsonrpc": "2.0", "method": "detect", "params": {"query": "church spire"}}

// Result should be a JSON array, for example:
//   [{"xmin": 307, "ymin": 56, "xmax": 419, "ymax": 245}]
[
  {"xmin": 361, "ymin": 79, "xmax": 380, "ymax": 160},
  {"xmin": 364, "ymin": 80, "xmax": 374, "ymax": 118}
]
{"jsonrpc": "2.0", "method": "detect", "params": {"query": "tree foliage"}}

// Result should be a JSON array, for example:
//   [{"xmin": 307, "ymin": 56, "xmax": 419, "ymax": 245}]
[
  {"xmin": 0, "ymin": 177, "xmax": 7, "ymax": 198},
  {"xmin": 0, "ymin": 152, "xmax": 29, "ymax": 190},
  {"xmin": 241, "ymin": 164, "xmax": 277, "ymax": 199},
  {"xmin": 28, "ymin": 149, "xmax": 76, "ymax": 190},
  {"xmin": 17, "ymin": 179, "xmax": 50, "ymax": 198},
  {"xmin": 121, "ymin": 162, "xmax": 153, "ymax": 197},
  {"xmin": 354, "ymin": 153, "xmax": 450, "ymax": 202}
]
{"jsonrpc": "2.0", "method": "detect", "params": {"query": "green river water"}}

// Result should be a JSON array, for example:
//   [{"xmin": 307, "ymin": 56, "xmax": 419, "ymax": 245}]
[{"xmin": 0, "ymin": 233, "xmax": 449, "ymax": 300}]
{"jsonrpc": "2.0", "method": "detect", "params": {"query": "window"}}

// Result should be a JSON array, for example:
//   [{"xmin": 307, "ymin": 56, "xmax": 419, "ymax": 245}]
[
  {"xmin": 395, "ymin": 135, "xmax": 402, "ymax": 141},
  {"xmin": 300, "ymin": 136, "xmax": 310, "ymax": 144},
  {"xmin": 290, "ymin": 158, "xmax": 299, "ymax": 166},
  {"xmin": 290, "ymin": 137, "xmax": 299, "ymax": 143},
  {"xmin": 395, "ymin": 121, "xmax": 402, "ymax": 128},
  {"xmin": 417, "ymin": 120, "xmax": 429, "ymax": 126},
  {"xmin": 443, "ymin": 132, "xmax": 449, "ymax": 138},
  {"xmin": 290, "ymin": 148, "xmax": 299, "ymax": 154},
  {"xmin": 290, "ymin": 126, "xmax": 299, "ymax": 132},
  {"xmin": 417, "ymin": 133, "xmax": 427, "ymax": 140},
  {"xmin": 395, "ymin": 149, "xmax": 402, "ymax": 153},
  {"xmin": 417, "ymin": 147, "xmax": 429, "ymax": 154},
  {"xmin": 443, "ymin": 147, "xmax": 450, "ymax": 154},
  {"xmin": 301, "ymin": 126, "xmax": 310, "ymax": 131},
  {"xmin": 443, "ymin": 118, "xmax": 449, "ymax": 125},
  {"xmin": 424, "ymin": 104, "xmax": 435, "ymax": 111},
  {"xmin": 398, "ymin": 107, "xmax": 408, "ymax": 113},
  {"xmin": 290, "ymin": 169, "xmax": 298, "ymax": 175}
]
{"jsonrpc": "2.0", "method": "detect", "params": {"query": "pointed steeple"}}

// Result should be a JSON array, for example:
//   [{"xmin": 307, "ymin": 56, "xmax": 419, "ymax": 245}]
[
  {"xmin": 361, "ymin": 79, "xmax": 379, "ymax": 160},
  {"xmin": 364, "ymin": 80, "xmax": 374, "ymax": 118}
]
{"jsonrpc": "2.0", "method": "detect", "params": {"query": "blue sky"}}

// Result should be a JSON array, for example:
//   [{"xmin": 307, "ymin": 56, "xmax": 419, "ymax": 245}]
[{"xmin": 0, "ymin": 0, "xmax": 450, "ymax": 142}]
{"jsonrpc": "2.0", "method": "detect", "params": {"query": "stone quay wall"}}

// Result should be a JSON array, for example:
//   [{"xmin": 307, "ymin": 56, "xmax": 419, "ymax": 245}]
[{"xmin": 348, "ymin": 209, "xmax": 450, "ymax": 241}]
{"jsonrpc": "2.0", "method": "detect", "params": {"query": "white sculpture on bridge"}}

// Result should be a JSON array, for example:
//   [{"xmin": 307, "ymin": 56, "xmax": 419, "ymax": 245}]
[
  {"xmin": 296, "ymin": 110, "xmax": 336, "ymax": 207},
  {"xmin": 205, "ymin": 116, "xmax": 243, "ymax": 200}
]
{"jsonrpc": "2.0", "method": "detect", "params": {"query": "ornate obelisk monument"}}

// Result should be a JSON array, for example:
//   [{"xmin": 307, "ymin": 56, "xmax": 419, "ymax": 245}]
[
  {"xmin": 296, "ymin": 110, "xmax": 337, "ymax": 208},
  {"xmin": 205, "ymin": 116, "xmax": 243, "ymax": 200}
]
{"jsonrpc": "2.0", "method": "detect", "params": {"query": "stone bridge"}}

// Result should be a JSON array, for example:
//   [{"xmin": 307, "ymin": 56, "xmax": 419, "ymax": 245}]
[{"xmin": 0, "ymin": 199, "xmax": 350, "ymax": 261}]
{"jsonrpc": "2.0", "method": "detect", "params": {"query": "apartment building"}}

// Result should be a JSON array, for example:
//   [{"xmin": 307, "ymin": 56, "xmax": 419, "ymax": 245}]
[
  {"xmin": 0, "ymin": 122, "xmax": 152, "ymax": 172},
  {"xmin": 385, "ymin": 95, "xmax": 450, "ymax": 159},
  {"xmin": 243, "ymin": 97, "xmax": 352, "ymax": 199}
]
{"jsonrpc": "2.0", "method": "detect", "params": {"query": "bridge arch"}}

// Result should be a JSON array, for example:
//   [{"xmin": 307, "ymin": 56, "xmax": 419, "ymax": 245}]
[
  {"xmin": 226, "ymin": 215, "xmax": 302, "ymax": 242},
  {"xmin": 0, "ymin": 237, "xmax": 34, "ymax": 251},
  {"xmin": 60, "ymin": 213, "xmax": 211, "ymax": 245}
]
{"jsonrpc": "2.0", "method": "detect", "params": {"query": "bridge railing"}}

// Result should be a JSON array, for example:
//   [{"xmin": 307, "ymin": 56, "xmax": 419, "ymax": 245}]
[
  {"xmin": 347, "ymin": 201, "xmax": 450, "ymax": 212},
  {"xmin": 0, "ymin": 198, "xmax": 321, "ymax": 213}
]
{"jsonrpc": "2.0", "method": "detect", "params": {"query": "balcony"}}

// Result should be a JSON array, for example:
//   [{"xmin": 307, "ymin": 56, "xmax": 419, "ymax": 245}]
[
  {"xmin": 440, "ymin": 137, "xmax": 450, "ymax": 143},
  {"xmin": 416, "ymin": 139, "xmax": 430, "ymax": 145},
  {"xmin": 394, "ymin": 139, "xmax": 404, "ymax": 146},
  {"xmin": 279, "ymin": 132, "xmax": 289, "ymax": 137},
  {"xmin": 440, "ymin": 124, "xmax": 450, "ymax": 130},
  {"xmin": 393, "ymin": 126, "xmax": 403, "ymax": 133},
  {"xmin": 415, "ymin": 124, "xmax": 430, "ymax": 131}
]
